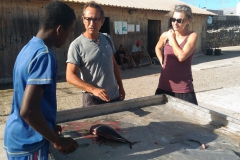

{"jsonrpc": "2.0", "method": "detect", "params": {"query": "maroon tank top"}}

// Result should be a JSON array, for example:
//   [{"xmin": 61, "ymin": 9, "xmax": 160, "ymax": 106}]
[{"xmin": 158, "ymin": 34, "xmax": 195, "ymax": 93}]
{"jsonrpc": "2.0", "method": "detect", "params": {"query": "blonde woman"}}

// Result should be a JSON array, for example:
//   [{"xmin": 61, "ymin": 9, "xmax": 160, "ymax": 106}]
[{"xmin": 155, "ymin": 4, "xmax": 198, "ymax": 105}]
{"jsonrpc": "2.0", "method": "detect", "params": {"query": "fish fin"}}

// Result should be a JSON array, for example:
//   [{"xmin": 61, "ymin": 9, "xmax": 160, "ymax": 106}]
[
  {"xmin": 129, "ymin": 143, "xmax": 132, "ymax": 149},
  {"xmin": 130, "ymin": 141, "xmax": 141, "ymax": 149}
]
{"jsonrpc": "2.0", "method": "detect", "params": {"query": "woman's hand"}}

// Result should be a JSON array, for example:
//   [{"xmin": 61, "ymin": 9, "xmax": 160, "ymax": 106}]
[{"xmin": 167, "ymin": 29, "xmax": 176, "ymax": 40}]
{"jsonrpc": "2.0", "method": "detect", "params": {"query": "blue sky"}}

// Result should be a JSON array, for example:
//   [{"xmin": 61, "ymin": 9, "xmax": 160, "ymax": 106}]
[{"xmin": 180, "ymin": 0, "xmax": 238, "ymax": 10}]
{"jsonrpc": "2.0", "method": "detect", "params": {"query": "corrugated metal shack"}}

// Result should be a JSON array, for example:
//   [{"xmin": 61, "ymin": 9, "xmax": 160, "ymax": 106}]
[{"xmin": 0, "ymin": 0, "xmax": 215, "ymax": 83}]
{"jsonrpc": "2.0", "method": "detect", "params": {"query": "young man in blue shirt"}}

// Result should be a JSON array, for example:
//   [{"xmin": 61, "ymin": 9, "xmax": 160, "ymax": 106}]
[{"xmin": 4, "ymin": 1, "xmax": 78, "ymax": 159}]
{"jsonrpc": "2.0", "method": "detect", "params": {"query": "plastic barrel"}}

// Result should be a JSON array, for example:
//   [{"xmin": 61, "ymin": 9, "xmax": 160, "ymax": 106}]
[
  {"xmin": 214, "ymin": 49, "xmax": 221, "ymax": 56},
  {"xmin": 206, "ymin": 49, "xmax": 213, "ymax": 55}
]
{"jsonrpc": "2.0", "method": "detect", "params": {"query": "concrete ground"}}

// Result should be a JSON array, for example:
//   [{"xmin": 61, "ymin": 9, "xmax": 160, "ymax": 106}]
[
  {"xmin": 192, "ymin": 46, "xmax": 240, "ymax": 119},
  {"xmin": 1, "ymin": 46, "xmax": 240, "ymax": 159}
]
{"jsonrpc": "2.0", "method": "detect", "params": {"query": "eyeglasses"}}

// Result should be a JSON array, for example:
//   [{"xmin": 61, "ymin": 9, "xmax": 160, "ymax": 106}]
[
  {"xmin": 170, "ymin": 18, "xmax": 185, "ymax": 24},
  {"xmin": 83, "ymin": 17, "xmax": 102, "ymax": 23}
]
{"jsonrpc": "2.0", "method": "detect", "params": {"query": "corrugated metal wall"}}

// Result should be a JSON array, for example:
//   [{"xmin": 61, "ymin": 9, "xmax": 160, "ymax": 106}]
[
  {"xmin": 0, "ymin": 0, "xmax": 49, "ymax": 83},
  {"xmin": 0, "ymin": 0, "xmax": 207, "ymax": 83}
]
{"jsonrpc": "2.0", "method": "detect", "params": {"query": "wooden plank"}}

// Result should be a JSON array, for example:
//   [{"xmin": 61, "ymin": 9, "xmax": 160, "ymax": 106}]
[
  {"xmin": 3, "ymin": 0, "xmax": 12, "ymax": 78},
  {"xmin": 0, "ymin": 0, "xmax": 5, "ymax": 79}
]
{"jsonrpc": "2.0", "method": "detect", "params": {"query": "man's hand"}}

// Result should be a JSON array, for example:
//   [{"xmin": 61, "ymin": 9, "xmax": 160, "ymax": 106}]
[
  {"xmin": 92, "ymin": 88, "xmax": 110, "ymax": 102},
  {"xmin": 53, "ymin": 125, "xmax": 78, "ymax": 155},
  {"xmin": 54, "ymin": 125, "xmax": 62, "ymax": 136},
  {"xmin": 119, "ymin": 87, "xmax": 125, "ymax": 100},
  {"xmin": 53, "ymin": 137, "xmax": 78, "ymax": 155}
]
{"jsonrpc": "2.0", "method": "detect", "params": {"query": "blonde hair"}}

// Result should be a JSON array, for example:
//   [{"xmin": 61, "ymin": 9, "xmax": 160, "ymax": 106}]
[{"xmin": 168, "ymin": 4, "xmax": 193, "ymax": 29}]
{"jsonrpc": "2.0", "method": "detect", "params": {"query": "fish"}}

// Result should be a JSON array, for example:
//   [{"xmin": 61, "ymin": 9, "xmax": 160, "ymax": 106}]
[{"xmin": 90, "ymin": 124, "xmax": 139, "ymax": 149}]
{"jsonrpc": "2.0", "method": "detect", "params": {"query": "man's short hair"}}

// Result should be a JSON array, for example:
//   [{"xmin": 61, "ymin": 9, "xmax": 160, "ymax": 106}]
[
  {"xmin": 82, "ymin": 1, "xmax": 105, "ymax": 18},
  {"xmin": 39, "ymin": 1, "xmax": 76, "ymax": 30}
]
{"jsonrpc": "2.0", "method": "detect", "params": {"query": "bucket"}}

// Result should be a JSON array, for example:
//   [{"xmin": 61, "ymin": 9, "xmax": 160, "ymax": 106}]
[
  {"xmin": 214, "ymin": 49, "xmax": 221, "ymax": 56},
  {"xmin": 206, "ymin": 49, "xmax": 213, "ymax": 55}
]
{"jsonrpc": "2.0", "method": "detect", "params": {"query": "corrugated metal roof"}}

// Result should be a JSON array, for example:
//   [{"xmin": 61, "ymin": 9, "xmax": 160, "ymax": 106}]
[{"xmin": 62, "ymin": 0, "xmax": 216, "ymax": 15}]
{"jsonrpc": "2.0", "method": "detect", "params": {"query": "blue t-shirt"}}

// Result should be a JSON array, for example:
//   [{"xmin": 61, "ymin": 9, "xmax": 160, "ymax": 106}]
[{"xmin": 4, "ymin": 37, "xmax": 57, "ymax": 157}]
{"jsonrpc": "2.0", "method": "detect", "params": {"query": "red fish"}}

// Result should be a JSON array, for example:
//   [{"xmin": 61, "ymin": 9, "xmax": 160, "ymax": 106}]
[{"xmin": 90, "ymin": 124, "xmax": 139, "ymax": 149}]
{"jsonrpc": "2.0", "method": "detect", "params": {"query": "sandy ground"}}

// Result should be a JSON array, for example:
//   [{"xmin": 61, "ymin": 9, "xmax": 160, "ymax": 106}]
[{"xmin": 1, "ymin": 46, "xmax": 240, "ymax": 125}]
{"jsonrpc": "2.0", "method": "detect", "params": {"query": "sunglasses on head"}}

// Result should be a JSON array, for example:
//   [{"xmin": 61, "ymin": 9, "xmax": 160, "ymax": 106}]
[
  {"xmin": 175, "ymin": 5, "xmax": 191, "ymax": 12},
  {"xmin": 170, "ymin": 18, "xmax": 184, "ymax": 23}
]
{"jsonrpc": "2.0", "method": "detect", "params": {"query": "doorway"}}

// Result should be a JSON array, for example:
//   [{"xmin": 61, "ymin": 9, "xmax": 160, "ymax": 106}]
[
  {"xmin": 148, "ymin": 20, "xmax": 161, "ymax": 58},
  {"xmin": 100, "ymin": 17, "xmax": 110, "ymax": 34}
]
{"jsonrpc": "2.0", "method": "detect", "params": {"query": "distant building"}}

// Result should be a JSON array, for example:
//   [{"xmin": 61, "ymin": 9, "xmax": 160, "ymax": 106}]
[
  {"xmin": 237, "ymin": 2, "xmax": 240, "ymax": 15},
  {"xmin": 207, "ymin": 8, "xmax": 236, "ymax": 16},
  {"xmin": 207, "ymin": 9, "xmax": 223, "ymax": 15},
  {"xmin": 224, "ymin": 7, "xmax": 236, "ymax": 15}
]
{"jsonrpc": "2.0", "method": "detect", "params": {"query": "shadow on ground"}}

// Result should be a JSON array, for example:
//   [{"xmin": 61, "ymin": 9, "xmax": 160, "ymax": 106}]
[
  {"xmin": 193, "ymin": 50, "xmax": 240, "ymax": 65},
  {"xmin": 1, "ymin": 47, "xmax": 240, "ymax": 90}
]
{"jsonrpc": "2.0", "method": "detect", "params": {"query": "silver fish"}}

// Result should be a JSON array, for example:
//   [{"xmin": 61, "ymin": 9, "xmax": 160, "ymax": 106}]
[{"xmin": 90, "ymin": 124, "xmax": 139, "ymax": 149}]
